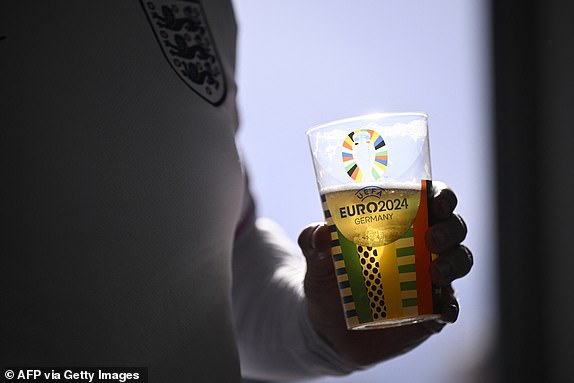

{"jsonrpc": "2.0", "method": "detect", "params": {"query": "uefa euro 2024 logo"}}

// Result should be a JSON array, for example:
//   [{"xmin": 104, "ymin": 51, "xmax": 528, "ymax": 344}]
[{"xmin": 342, "ymin": 127, "xmax": 388, "ymax": 182}]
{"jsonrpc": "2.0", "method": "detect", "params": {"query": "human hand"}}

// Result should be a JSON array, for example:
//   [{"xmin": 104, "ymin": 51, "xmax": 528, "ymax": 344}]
[{"xmin": 298, "ymin": 182, "xmax": 472, "ymax": 366}]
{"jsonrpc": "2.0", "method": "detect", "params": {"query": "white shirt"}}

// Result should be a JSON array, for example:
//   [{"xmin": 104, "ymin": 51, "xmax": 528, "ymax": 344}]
[{"xmin": 0, "ymin": 2, "xmax": 358, "ymax": 381}]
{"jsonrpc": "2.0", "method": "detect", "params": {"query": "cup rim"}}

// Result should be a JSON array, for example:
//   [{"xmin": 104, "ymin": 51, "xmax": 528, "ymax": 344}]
[{"xmin": 305, "ymin": 112, "xmax": 428, "ymax": 135}]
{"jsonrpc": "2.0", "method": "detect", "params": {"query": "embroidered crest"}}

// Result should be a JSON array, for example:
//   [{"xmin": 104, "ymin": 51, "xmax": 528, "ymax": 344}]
[{"xmin": 141, "ymin": 0, "xmax": 226, "ymax": 105}]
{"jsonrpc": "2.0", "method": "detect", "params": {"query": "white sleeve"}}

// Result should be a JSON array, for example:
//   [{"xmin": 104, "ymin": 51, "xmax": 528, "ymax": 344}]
[{"xmin": 232, "ymin": 209, "xmax": 364, "ymax": 381}]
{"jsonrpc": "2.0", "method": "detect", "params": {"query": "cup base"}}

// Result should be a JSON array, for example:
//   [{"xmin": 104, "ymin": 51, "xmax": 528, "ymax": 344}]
[{"xmin": 349, "ymin": 314, "xmax": 441, "ymax": 330}]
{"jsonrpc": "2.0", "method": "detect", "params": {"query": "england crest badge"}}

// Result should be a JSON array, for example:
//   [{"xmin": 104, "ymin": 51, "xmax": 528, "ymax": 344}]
[{"xmin": 141, "ymin": 0, "xmax": 227, "ymax": 105}]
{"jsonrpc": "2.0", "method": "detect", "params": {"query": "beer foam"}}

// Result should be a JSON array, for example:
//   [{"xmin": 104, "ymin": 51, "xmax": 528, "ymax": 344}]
[{"xmin": 320, "ymin": 180, "xmax": 423, "ymax": 195}]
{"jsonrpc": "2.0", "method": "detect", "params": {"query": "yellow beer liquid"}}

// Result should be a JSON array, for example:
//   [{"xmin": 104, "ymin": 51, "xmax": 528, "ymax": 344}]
[{"xmin": 324, "ymin": 183, "xmax": 421, "ymax": 247}]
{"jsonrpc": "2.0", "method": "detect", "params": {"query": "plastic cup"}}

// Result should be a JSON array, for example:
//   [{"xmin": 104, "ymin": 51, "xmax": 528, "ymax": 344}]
[{"xmin": 306, "ymin": 113, "xmax": 441, "ymax": 329}]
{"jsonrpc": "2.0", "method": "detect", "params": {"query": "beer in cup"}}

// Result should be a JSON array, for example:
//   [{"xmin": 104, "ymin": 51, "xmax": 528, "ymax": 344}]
[{"xmin": 306, "ymin": 113, "xmax": 441, "ymax": 329}]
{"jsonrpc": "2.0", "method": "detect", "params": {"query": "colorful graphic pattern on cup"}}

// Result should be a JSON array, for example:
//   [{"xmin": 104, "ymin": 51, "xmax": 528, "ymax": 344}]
[
  {"xmin": 341, "ymin": 129, "xmax": 388, "ymax": 182},
  {"xmin": 321, "ymin": 179, "xmax": 441, "ymax": 329}
]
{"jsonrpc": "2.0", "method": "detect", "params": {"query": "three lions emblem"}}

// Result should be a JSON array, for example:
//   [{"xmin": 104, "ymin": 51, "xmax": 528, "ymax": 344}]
[{"xmin": 141, "ymin": 0, "xmax": 227, "ymax": 105}]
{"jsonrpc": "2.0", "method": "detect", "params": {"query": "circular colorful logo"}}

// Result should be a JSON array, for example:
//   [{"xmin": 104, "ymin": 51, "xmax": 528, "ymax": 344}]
[{"xmin": 342, "ymin": 129, "xmax": 388, "ymax": 182}]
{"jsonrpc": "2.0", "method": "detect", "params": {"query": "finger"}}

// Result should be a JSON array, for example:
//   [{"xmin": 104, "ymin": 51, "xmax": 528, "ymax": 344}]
[
  {"xmin": 426, "ymin": 213, "xmax": 467, "ymax": 253},
  {"xmin": 298, "ymin": 224, "xmax": 345, "ymax": 326},
  {"xmin": 437, "ymin": 285, "xmax": 460, "ymax": 323},
  {"xmin": 297, "ymin": 224, "xmax": 333, "ymax": 281},
  {"xmin": 431, "ymin": 245, "xmax": 474, "ymax": 285},
  {"xmin": 430, "ymin": 182, "xmax": 458, "ymax": 221}
]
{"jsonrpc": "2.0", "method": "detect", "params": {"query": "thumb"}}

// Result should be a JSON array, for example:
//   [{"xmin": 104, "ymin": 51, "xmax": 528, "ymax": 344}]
[
  {"xmin": 297, "ymin": 224, "xmax": 334, "ymax": 282},
  {"xmin": 298, "ymin": 224, "xmax": 346, "ymax": 330}
]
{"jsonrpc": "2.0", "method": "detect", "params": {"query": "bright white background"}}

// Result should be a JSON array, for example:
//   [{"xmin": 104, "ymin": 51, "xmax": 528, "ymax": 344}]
[{"xmin": 232, "ymin": 1, "xmax": 495, "ymax": 382}]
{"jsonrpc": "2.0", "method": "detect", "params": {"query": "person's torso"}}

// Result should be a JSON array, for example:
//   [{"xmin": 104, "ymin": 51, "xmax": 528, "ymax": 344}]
[{"xmin": 1, "ymin": 2, "xmax": 244, "ymax": 381}]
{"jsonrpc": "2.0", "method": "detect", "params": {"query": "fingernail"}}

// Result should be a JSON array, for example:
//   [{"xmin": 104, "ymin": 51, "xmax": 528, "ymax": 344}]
[
  {"xmin": 311, "ymin": 225, "xmax": 330, "ymax": 260},
  {"xmin": 310, "ymin": 225, "xmax": 322, "ymax": 249}
]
